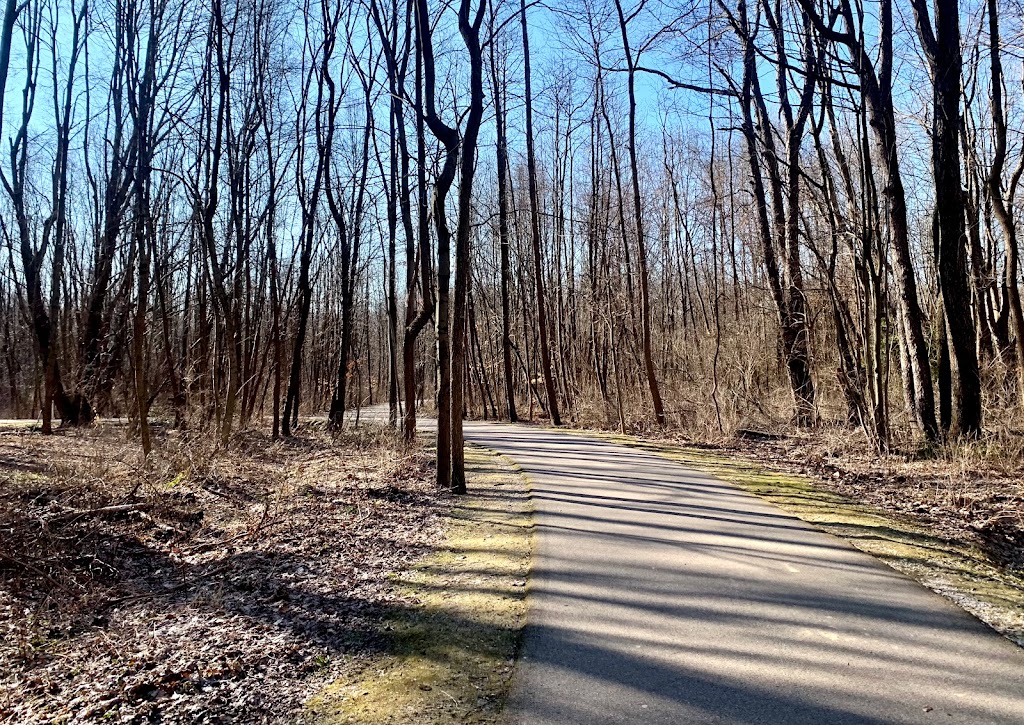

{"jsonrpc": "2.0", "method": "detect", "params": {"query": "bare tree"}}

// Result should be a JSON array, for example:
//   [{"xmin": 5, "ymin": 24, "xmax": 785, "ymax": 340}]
[
  {"xmin": 611, "ymin": 0, "xmax": 665, "ymax": 426},
  {"xmin": 910, "ymin": 0, "xmax": 980, "ymax": 437},
  {"xmin": 521, "ymin": 0, "xmax": 561, "ymax": 426},
  {"xmin": 801, "ymin": 0, "xmax": 939, "ymax": 441}
]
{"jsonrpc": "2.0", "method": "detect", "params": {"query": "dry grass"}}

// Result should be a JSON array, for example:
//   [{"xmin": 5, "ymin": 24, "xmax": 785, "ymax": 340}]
[
  {"xmin": 307, "ymin": 444, "xmax": 531, "ymax": 725},
  {"xmin": 0, "ymin": 422, "xmax": 447, "ymax": 723}
]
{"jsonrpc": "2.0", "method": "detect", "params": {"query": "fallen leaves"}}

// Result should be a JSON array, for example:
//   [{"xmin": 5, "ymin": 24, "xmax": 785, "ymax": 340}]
[{"xmin": 0, "ymin": 424, "xmax": 447, "ymax": 723}]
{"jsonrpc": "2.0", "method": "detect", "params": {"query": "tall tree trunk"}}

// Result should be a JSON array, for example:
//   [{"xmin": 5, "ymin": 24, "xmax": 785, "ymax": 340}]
[
  {"xmin": 613, "ymin": 0, "xmax": 665, "ymax": 426},
  {"xmin": 414, "ymin": 0, "xmax": 459, "ymax": 488},
  {"xmin": 490, "ymin": 28, "xmax": 517, "ymax": 422},
  {"xmin": 400, "ymin": 6, "xmax": 434, "ymax": 441},
  {"xmin": 448, "ymin": 0, "xmax": 487, "ymax": 494},
  {"xmin": 520, "ymin": 0, "xmax": 561, "ymax": 426},
  {"xmin": 912, "ymin": 0, "xmax": 981, "ymax": 436},
  {"xmin": 983, "ymin": 0, "xmax": 1024, "ymax": 403},
  {"xmin": 130, "ymin": 1, "xmax": 160, "ymax": 455}
]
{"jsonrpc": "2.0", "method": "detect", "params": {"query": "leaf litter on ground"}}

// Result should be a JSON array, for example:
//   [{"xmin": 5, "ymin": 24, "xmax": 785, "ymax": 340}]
[{"xmin": 0, "ymin": 423, "xmax": 447, "ymax": 724}]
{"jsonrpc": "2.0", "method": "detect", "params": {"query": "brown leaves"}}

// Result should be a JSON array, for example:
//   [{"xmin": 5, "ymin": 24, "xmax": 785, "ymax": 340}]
[{"xmin": 0, "ymin": 424, "xmax": 445, "ymax": 723}]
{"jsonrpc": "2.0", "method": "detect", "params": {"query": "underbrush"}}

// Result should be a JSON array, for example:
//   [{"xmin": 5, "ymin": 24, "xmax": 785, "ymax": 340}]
[{"xmin": 0, "ymin": 422, "xmax": 441, "ymax": 723}]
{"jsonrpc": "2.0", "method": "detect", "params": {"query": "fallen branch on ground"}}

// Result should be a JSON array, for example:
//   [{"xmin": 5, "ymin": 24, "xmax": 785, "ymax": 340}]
[{"xmin": 42, "ymin": 503, "xmax": 153, "ymax": 525}]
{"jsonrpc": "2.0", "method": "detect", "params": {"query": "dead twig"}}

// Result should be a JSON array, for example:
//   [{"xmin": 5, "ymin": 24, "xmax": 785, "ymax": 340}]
[
  {"xmin": 42, "ymin": 503, "xmax": 153, "ymax": 525},
  {"xmin": 0, "ymin": 550, "xmax": 75, "ymax": 593}
]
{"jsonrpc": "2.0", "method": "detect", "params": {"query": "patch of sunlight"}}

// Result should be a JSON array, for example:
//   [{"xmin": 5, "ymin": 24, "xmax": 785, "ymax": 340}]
[
  {"xmin": 307, "ymin": 445, "xmax": 533, "ymax": 724},
  {"xmin": 579, "ymin": 430, "xmax": 1024, "ymax": 647}
]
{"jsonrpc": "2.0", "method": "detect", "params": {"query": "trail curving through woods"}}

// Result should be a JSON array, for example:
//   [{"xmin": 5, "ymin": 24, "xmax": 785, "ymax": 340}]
[{"xmin": 454, "ymin": 421, "xmax": 1024, "ymax": 725}]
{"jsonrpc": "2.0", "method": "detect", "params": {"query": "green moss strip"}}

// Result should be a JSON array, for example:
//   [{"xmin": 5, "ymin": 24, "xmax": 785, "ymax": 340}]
[
  {"xmin": 581, "ymin": 430, "xmax": 1024, "ymax": 647},
  {"xmin": 307, "ymin": 445, "xmax": 532, "ymax": 724}
]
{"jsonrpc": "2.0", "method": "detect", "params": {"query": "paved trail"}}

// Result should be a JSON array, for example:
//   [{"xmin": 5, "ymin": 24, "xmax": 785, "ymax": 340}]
[{"xmin": 455, "ymin": 421, "xmax": 1024, "ymax": 725}]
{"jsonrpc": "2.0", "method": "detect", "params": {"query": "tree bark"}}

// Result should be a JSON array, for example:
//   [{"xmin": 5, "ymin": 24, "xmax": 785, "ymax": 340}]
[
  {"xmin": 521, "ymin": 0, "xmax": 561, "ymax": 426},
  {"xmin": 613, "ymin": 0, "xmax": 665, "ymax": 426}
]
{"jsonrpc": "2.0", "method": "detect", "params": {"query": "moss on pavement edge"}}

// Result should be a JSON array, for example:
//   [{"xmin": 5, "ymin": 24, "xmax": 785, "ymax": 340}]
[
  {"xmin": 576, "ymin": 429, "xmax": 1024, "ymax": 647},
  {"xmin": 307, "ymin": 444, "xmax": 532, "ymax": 724}
]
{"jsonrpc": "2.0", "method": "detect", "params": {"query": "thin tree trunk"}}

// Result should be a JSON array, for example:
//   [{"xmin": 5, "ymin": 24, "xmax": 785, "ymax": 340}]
[
  {"xmin": 490, "ymin": 28, "xmax": 517, "ymax": 422},
  {"xmin": 613, "ymin": 0, "xmax": 665, "ymax": 426},
  {"xmin": 520, "ymin": 0, "xmax": 560, "ymax": 426}
]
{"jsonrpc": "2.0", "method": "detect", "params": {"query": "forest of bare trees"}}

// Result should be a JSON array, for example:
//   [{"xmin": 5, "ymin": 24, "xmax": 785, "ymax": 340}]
[{"xmin": 2, "ymin": 0, "xmax": 1024, "ymax": 487}]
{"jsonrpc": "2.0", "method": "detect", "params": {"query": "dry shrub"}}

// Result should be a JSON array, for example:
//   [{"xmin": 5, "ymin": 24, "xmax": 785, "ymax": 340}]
[{"xmin": 0, "ymin": 421, "xmax": 442, "ymax": 723}]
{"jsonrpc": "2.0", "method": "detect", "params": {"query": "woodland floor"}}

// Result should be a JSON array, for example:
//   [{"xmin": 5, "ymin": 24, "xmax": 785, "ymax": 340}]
[{"xmin": 0, "ymin": 423, "xmax": 451, "ymax": 723}]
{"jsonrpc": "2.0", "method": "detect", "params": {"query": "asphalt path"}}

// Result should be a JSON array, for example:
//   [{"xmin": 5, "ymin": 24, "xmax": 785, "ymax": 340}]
[
  {"xmin": 449, "ymin": 420, "xmax": 1024, "ymax": 725},
  {"xmin": 8, "ymin": 411, "xmax": 1024, "ymax": 722}
]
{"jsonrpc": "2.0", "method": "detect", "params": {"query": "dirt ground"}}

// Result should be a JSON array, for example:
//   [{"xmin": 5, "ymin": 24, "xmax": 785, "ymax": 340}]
[{"xmin": 0, "ymin": 423, "xmax": 447, "ymax": 724}]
